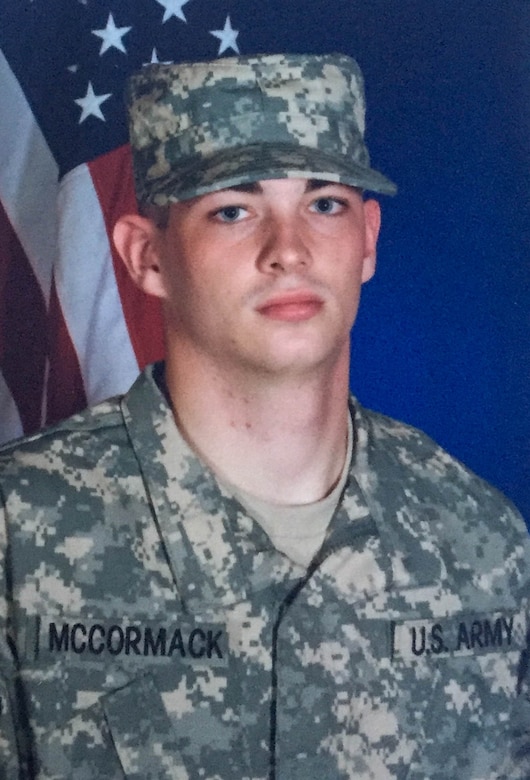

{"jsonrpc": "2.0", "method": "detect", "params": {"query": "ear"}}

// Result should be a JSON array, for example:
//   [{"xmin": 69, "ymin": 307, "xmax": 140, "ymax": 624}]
[
  {"xmin": 112, "ymin": 214, "xmax": 167, "ymax": 299},
  {"xmin": 360, "ymin": 198, "xmax": 381, "ymax": 283}
]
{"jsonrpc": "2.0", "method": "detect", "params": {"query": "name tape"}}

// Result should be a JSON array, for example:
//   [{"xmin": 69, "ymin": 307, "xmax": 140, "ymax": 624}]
[
  {"xmin": 30, "ymin": 618, "xmax": 228, "ymax": 667},
  {"xmin": 391, "ymin": 611, "xmax": 527, "ymax": 662}
]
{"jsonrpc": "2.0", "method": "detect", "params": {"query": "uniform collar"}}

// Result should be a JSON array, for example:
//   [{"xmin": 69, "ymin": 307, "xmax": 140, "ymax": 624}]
[{"xmin": 121, "ymin": 364, "xmax": 448, "ymax": 611}]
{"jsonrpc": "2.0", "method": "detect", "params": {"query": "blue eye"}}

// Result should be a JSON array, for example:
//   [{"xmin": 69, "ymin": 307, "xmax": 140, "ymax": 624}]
[
  {"xmin": 310, "ymin": 197, "xmax": 344, "ymax": 215},
  {"xmin": 215, "ymin": 205, "xmax": 246, "ymax": 222}
]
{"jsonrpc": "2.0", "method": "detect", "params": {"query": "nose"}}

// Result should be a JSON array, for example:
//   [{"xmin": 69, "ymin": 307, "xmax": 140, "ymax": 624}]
[{"xmin": 256, "ymin": 214, "xmax": 311, "ymax": 274}]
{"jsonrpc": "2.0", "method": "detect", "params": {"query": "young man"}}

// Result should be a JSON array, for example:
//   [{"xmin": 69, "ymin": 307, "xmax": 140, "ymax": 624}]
[{"xmin": 0, "ymin": 54, "xmax": 528, "ymax": 778}]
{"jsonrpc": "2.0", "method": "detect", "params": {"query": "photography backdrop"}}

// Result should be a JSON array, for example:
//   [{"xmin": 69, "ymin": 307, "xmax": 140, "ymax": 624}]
[{"xmin": 1, "ymin": 0, "xmax": 529, "ymax": 522}]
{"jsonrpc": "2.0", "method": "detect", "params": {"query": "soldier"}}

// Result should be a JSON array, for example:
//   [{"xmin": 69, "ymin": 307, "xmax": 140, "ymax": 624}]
[{"xmin": 0, "ymin": 53, "xmax": 529, "ymax": 778}]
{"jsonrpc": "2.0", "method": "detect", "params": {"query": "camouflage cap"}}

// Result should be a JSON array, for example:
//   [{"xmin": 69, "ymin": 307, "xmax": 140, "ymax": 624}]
[{"xmin": 126, "ymin": 53, "xmax": 397, "ymax": 205}]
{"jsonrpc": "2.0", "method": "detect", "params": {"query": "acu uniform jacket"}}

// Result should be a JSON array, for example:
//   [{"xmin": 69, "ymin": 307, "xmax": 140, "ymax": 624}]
[{"xmin": 0, "ymin": 364, "xmax": 529, "ymax": 779}]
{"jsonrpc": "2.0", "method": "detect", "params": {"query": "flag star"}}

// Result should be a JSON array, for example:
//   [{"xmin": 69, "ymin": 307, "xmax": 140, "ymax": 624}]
[
  {"xmin": 210, "ymin": 15, "xmax": 239, "ymax": 55},
  {"xmin": 148, "ymin": 48, "xmax": 172, "ymax": 65},
  {"xmin": 92, "ymin": 13, "xmax": 132, "ymax": 55},
  {"xmin": 155, "ymin": 0, "xmax": 190, "ymax": 23},
  {"xmin": 74, "ymin": 82, "xmax": 111, "ymax": 123}
]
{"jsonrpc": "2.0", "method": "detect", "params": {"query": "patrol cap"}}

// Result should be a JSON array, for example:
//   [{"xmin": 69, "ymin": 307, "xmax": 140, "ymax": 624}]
[{"xmin": 126, "ymin": 52, "xmax": 397, "ymax": 205}]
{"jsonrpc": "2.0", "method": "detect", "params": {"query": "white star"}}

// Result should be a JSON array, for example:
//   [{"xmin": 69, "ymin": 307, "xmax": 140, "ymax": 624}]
[
  {"xmin": 210, "ymin": 15, "xmax": 239, "ymax": 55},
  {"xmin": 155, "ymin": 0, "xmax": 190, "ymax": 23},
  {"xmin": 74, "ymin": 82, "xmax": 111, "ymax": 123},
  {"xmin": 147, "ymin": 48, "xmax": 173, "ymax": 65},
  {"xmin": 92, "ymin": 13, "xmax": 132, "ymax": 55}
]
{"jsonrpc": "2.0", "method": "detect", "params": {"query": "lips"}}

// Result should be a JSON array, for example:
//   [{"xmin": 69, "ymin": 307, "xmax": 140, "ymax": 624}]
[{"xmin": 256, "ymin": 290, "xmax": 324, "ymax": 322}]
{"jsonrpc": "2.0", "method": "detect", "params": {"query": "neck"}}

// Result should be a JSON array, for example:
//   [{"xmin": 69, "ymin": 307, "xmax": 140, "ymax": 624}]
[{"xmin": 163, "ymin": 346, "xmax": 351, "ymax": 505}]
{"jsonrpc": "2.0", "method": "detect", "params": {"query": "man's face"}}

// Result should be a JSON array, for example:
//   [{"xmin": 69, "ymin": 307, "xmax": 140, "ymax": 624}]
[{"xmin": 151, "ymin": 178, "xmax": 380, "ymax": 379}]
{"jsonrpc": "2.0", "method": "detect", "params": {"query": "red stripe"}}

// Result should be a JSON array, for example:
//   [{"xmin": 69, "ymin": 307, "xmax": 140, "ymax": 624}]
[
  {"xmin": 88, "ymin": 145, "xmax": 164, "ymax": 369},
  {"xmin": 0, "ymin": 198, "xmax": 47, "ymax": 434},
  {"xmin": 46, "ymin": 277, "xmax": 87, "ymax": 426}
]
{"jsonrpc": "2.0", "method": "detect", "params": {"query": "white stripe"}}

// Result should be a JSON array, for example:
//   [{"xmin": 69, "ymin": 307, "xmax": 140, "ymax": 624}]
[
  {"xmin": 0, "ymin": 370, "xmax": 24, "ymax": 446},
  {"xmin": 56, "ymin": 164, "xmax": 139, "ymax": 404},
  {"xmin": 0, "ymin": 48, "xmax": 58, "ymax": 303}
]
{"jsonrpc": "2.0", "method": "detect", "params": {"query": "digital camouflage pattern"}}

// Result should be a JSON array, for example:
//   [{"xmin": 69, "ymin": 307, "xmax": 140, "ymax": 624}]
[
  {"xmin": 126, "ymin": 53, "xmax": 397, "ymax": 205},
  {"xmin": 0, "ymin": 363, "xmax": 529, "ymax": 779}
]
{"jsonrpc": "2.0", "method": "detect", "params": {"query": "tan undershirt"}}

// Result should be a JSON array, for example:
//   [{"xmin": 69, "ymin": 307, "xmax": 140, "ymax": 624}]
[{"xmin": 218, "ymin": 414, "xmax": 353, "ymax": 567}]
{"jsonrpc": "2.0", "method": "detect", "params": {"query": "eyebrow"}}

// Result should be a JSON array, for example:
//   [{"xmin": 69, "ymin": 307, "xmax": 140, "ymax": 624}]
[
  {"xmin": 224, "ymin": 182, "xmax": 263, "ymax": 194},
  {"xmin": 306, "ymin": 179, "xmax": 338, "ymax": 191},
  {"xmin": 222, "ymin": 179, "xmax": 341, "ymax": 195}
]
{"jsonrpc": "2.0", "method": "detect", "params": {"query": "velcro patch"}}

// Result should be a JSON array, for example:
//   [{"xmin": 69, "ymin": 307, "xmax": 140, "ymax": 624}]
[{"xmin": 391, "ymin": 611, "xmax": 527, "ymax": 662}]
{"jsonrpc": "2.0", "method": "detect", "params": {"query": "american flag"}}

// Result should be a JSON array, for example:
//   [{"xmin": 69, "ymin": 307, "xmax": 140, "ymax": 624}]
[{"xmin": 0, "ymin": 0, "xmax": 242, "ymax": 443}]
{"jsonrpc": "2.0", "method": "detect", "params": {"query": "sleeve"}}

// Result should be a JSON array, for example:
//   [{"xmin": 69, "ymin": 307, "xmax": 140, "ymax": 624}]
[
  {"xmin": 509, "ymin": 607, "xmax": 530, "ymax": 776},
  {"xmin": 0, "ymin": 487, "xmax": 28, "ymax": 778},
  {"xmin": 0, "ymin": 673, "xmax": 23, "ymax": 778},
  {"xmin": 505, "ymin": 507, "xmax": 530, "ymax": 777}
]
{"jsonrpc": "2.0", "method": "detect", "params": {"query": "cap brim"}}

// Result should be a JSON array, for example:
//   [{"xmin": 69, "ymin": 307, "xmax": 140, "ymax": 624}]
[{"xmin": 143, "ymin": 143, "xmax": 397, "ymax": 204}]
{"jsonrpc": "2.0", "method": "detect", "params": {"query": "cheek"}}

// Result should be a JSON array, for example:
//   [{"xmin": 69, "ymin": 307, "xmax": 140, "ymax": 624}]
[
  {"xmin": 158, "ymin": 263, "xmax": 201, "ymax": 324},
  {"xmin": 328, "ymin": 247, "xmax": 368, "ymax": 286},
  {"xmin": 161, "ymin": 255, "xmax": 201, "ymax": 298},
  {"xmin": 175, "ymin": 266, "xmax": 235, "ymax": 324},
  {"xmin": 333, "ymin": 256, "xmax": 367, "ymax": 314}
]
